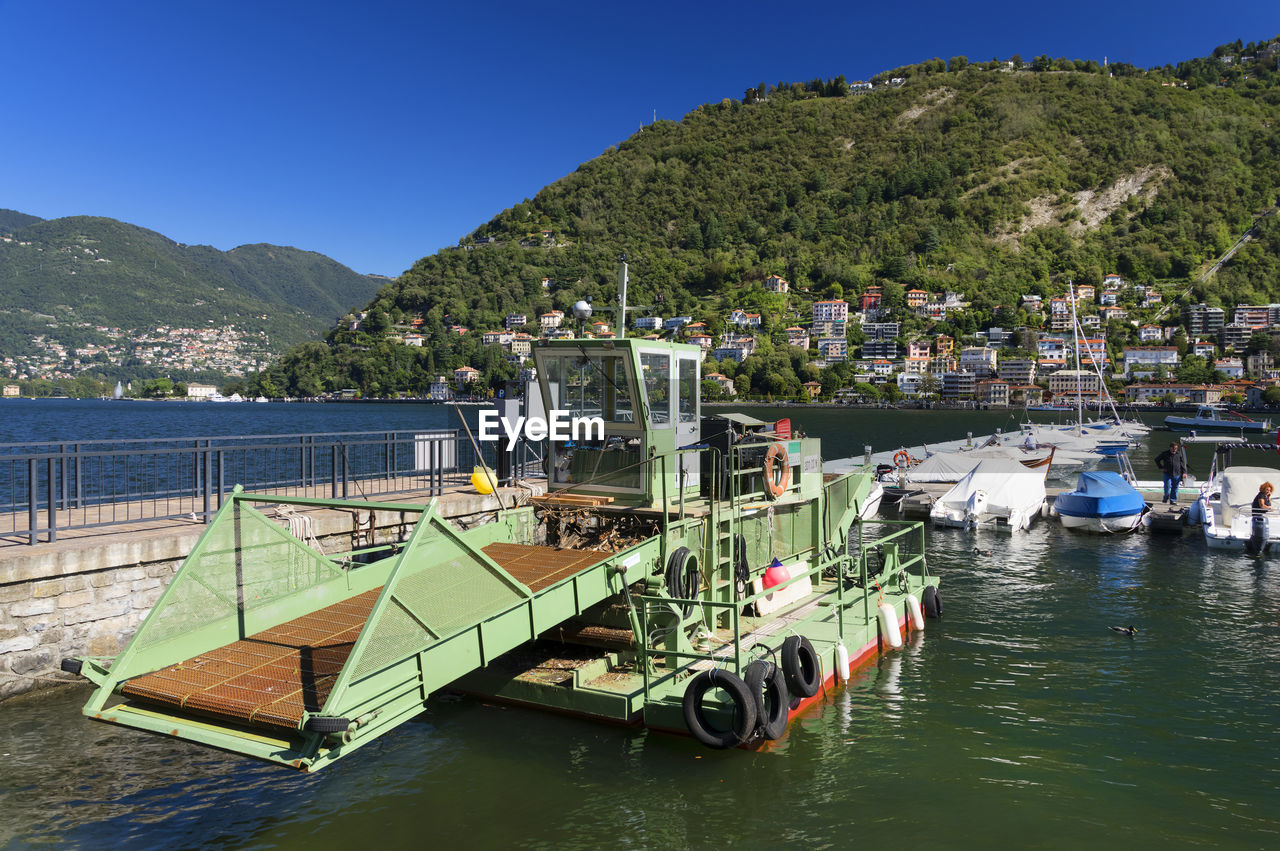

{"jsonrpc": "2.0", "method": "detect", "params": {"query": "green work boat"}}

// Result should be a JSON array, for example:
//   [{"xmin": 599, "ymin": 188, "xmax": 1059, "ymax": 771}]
[{"xmin": 66, "ymin": 259, "xmax": 939, "ymax": 771}]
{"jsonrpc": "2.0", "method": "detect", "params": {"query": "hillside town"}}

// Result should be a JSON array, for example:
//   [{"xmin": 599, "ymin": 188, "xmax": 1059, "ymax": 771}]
[
  {"xmin": 408, "ymin": 272, "xmax": 1280, "ymax": 408},
  {"xmin": 2, "ymin": 320, "xmax": 273, "ymax": 383}
]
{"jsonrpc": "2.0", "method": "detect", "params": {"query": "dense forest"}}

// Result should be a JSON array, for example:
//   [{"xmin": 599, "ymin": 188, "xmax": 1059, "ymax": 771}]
[{"xmin": 221, "ymin": 39, "xmax": 1280, "ymax": 397}]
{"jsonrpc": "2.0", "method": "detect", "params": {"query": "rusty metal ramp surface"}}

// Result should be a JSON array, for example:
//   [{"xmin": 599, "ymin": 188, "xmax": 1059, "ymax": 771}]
[
  {"xmin": 119, "ymin": 544, "xmax": 611, "ymax": 732},
  {"xmin": 119, "ymin": 589, "xmax": 381, "ymax": 731},
  {"xmin": 481, "ymin": 543, "xmax": 612, "ymax": 592}
]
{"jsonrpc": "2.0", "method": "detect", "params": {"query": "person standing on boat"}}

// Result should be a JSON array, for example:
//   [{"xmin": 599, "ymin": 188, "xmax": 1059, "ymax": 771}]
[
  {"xmin": 1252, "ymin": 482, "xmax": 1273, "ymax": 516},
  {"xmin": 1154, "ymin": 441, "xmax": 1190, "ymax": 504}
]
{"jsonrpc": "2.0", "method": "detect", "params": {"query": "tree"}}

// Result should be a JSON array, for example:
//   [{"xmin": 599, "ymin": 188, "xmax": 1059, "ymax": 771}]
[{"xmin": 1263, "ymin": 386, "xmax": 1280, "ymax": 407}]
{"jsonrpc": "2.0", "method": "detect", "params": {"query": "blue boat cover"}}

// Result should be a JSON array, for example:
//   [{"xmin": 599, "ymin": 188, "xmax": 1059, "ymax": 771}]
[{"xmin": 1055, "ymin": 471, "xmax": 1146, "ymax": 519}]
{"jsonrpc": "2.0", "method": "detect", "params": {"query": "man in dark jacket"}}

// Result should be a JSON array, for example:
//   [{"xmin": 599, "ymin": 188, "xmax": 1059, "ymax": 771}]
[{"xmin": 1155, "ymin": 441, "xmax": 1190, "ymax": 504}]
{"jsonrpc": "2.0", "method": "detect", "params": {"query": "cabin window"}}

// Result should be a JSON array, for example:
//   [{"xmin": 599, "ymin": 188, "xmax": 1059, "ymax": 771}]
[
  {"xmin": 640, "ymin": 352, "xmax": 671, "ymax": 427},
  {"xmin": 678, "ymin": 358, "xmax": 698, "ymax": 423},
  {"xmin": 542, "ymin": 353, "xmax": 634, "ymax": 424}
]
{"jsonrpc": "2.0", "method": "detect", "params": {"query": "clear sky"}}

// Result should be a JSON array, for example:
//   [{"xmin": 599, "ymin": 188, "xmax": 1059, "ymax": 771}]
[{"xmin": 2, "ymin": 1, "xmax": 1276, "ymax": 276}]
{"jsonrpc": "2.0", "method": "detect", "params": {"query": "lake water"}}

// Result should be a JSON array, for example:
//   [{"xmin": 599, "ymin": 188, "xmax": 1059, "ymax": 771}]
[{"xmin": 2, "ymin": 401, "xmax": 1279, "ymax": 848}]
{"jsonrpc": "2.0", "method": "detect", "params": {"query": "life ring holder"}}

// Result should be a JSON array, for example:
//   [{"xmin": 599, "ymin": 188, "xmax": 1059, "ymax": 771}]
[
  {"xmin": 893, "ymin": 450, "xmax": 915, "ymax": 468},
  {"xmin": 763, "ymin": 442, "xmax": 790, "ymax": 498}
]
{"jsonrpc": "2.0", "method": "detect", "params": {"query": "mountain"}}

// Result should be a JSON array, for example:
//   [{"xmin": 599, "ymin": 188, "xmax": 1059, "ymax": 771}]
[
  {"xmin": 125, "ymin": 38, "xmax": 1280, "ymax": 397},
  {"xmin": 0, "ymin": 213, "xmax": 385, "ymax": 384}
]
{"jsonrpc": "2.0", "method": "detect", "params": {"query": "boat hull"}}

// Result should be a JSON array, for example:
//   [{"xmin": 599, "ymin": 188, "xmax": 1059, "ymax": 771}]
[{"xmin": 1058, "ymin": 511, "xmax": 1144, "ymax": 533}]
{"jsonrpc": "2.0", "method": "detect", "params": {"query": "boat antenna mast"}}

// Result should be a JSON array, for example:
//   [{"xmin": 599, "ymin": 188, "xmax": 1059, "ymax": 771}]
[{"xmin": 615, "ymin": 253, "xmax": 651, "ymax": 340}]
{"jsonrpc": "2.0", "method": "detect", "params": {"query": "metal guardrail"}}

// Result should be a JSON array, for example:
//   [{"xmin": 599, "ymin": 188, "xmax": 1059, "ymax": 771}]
[{"xmin": 0, "ymin": 429, "xmax": 544, "ymax": 547}]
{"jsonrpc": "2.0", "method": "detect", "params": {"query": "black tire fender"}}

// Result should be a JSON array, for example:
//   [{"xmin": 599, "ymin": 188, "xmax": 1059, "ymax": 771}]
[
  {"xmin": 744, "ymin": 660, "xmax": 789, "ymax": 741},
  {"xmin": 665, "ymin": 546, "xmax": 699, "ymax": 618},
  {"xmin": 60, "ymin": 658, "xmax": 83, "ymax": 676},
  {"xmin": 305, "ymin": 716, "xmax": 352, "ymax": 734},
  {"xmin": 682, "ymin": 669, "xmax": 758, "ymax": 749},
  {"xmin": 781, "ymin": 634, "xmax": 821, "ymax": 698},
  {"xmin": 922, "ymin": 584, "xmax": 943, "ymax": 619}
]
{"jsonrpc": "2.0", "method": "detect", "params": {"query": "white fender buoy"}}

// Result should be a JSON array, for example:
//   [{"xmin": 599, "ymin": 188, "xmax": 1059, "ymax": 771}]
[
  {"xmin": 836, "ymin": 639, "xmax": 851, "ymax": 682},
  {"xmin": 877, "ymin": 602, "xmax": 903, "ymax": 649},
  {"xmin": 906, "ymin": 594, "xmax": 926, "ymax": 631}
]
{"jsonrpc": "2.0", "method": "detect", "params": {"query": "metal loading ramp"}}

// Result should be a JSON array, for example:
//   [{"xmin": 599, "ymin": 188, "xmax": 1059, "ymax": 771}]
[{"xmin": 79, "ymin": 494, "xmax": 649, "ymax": 771}]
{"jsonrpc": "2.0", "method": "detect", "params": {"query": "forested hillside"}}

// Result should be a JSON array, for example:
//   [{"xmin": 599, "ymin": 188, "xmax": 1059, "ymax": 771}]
[
  {"xmin": 248, "ymin": 38, "xmax": 1280, "ymax": 398},
  {"xmin": 0, "ymin": 213, "xmax": 385, "ymax": 386}
]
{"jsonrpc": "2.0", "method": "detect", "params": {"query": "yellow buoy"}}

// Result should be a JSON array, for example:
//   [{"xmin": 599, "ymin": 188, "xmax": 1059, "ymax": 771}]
[{"xmin": 471, "ymin": 466, "xmax": 496, "ymax": 494}]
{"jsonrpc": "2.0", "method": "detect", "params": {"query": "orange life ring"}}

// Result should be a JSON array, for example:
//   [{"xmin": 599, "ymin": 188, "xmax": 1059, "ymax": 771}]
[
  {"xmin": 763, "ymin": 442, "xmax": 790, "ymax": 498},
  {"xmin": 893, "ymin": 450, "xmax": 913, "ymax": 467}
]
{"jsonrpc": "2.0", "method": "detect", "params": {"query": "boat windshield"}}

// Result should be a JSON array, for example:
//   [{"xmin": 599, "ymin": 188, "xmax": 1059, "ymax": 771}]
[{"xmin": 542, "ymin": 351, "xmax": 635, "ymax": 424}]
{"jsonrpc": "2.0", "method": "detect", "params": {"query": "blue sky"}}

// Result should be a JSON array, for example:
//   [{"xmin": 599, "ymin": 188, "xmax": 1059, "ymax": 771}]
[{"xmin": 2, "ymin": 1, "xmax": 1276, "ymax": 276}]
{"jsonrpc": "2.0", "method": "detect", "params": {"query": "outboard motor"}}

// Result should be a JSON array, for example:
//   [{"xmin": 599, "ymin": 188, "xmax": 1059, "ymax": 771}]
[
  {"xmin": 965, "ymin": 489, "xmax": 988, "ymax": 528},
  {"xmin": 1247, "ymin": 515, "xmax": 1268, "ymax": 557}
]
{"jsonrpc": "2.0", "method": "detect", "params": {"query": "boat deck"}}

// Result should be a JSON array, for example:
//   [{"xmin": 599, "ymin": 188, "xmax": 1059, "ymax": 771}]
[{"xmin": 118, "ymin": 543, "xmax": 611, "ymax": 732}]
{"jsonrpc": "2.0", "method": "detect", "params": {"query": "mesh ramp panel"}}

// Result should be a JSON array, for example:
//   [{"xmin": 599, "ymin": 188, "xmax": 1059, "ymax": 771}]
[
  {"xmin": 345, "ymin": 543, "xmax": 612, "ymax": 681},
  {"xmin": 133, "ymin": 503, "xmax": 348, "ymax": 655},
  {"xmin": 120, "ymin": 588, "xmax": 379, "ymax": 731}
]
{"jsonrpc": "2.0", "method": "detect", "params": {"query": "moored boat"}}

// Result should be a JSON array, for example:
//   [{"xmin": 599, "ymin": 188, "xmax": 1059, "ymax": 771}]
[
  {"xmin": 930, "ymin": 458, "xmax": 1046, "ymax": 530},
  {"xmin": 1166, "ymin": 405, "xmax": 1273, "ymax": 434},
  {"xmin": 1051, "ymin": 470, "xmax": 1147, "ymax": 533},
  {"xmin": 1197, "ymin": 465, "xmax": 1280, "ymax": 553}
]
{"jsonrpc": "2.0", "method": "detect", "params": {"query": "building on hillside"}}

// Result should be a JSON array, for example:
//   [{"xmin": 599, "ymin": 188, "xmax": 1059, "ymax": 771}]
[
  {"xmin": 1075, "ymin": 284, "xmax": 1096, "ymax": 302},
  {"xmin": 1138, "ymin": 324, "xmax": 1163, "ymax": 342},
  {"xmin": 763, "ymin": 275, "xmax": 789, "ymax": 293},
  {"xmin": 1219, "ymin": 323, "xmax": 1252, "ymax": 350},
  {"xmin": 428, "ymin": 376, "xmax": 454, "ymax": 402},
  {"xmin": 817, "ymin": 337, "xmax": 847, "ymax": 363},
  {"xmin": 539, "ymin": 311, "xmax": 564, "ymax": 332},
  {"xmin": 1098, "ymin": 305, "xmax": 1128, "ymax": 323},
  {"xmin": 941, "ymin": 371, "xmax": 977, "ymax": 401},
  {"xmin": 187, "ymin": 383, "xmax": 217, "ymax": 400},
  {"xmin": 977, "ymin": 379, "xmax": 1010, "ymax": 407},
  {"xmin": 1047, "ymin": 369, "xmax": 1101, "ymax": 400},
  {"xmin": 727, "ymin": 309, "xmax": 762, "ymax": 328},
  {"xmin": 933, "ymin": 334, "xmax": 955, "ymax": 356},
  {"xmin": 812, "ymin": 300, "xmax": 849, "ymax": 330},
  {"xmin": 959, "ymin": 346, "xmax": 998, "ymax": 377},
  {"xmin": 505, "ymin": 313, "xmax": 528, "ymax": 330},
  {"xmin": 402, "ymin": 333, "xmax": 424, "ymax": 347},
  {"xmin": 906, "ymin": 339, "xmax": 931, "ymax": 359},
  {"xmin": 1122, "ymin": 346, "xmax": 1179, "ymax": 379},
  {"xmin": 633, "ymin": 316, "xmax": 664, "ymax": 331},
  {"xmin": 1009, "ymin": 384, "xmax": 1044, "ymax": 406},
  {"xmin": 862, "ymin": 338, "xmax": 897, "ymax": 359},
  {"xmin": 1247, "ymin": 350, "xmax": 1275, "ymax": 377},
  {"xmin": 903, "ymin": 356, "xmax": 931, "ymax": 375},
  {"xmin": 705, "ymin": 372, "xmax": 736, "ymax": 396},
  {"xmin": 1184, "ymin": 303, "xmax": 1226, "ymax": 336},
  {"xmin": 906, "ymin": 288, "xmax": 929, "ymax": 308},
  {"xmin": 454, "ymin": 366, "xmax": 481, "ymax": 388},
  {"xmin": 785, "ymin": 327, "xmax": 810, "ymax": 349},
  {"xmin": 1216, "ymin": 358, "xmax": 1245, "ymax": 378},
  {"xmin": 997, "ymin": 359, "xmax": 1037, "ymax": 385}
]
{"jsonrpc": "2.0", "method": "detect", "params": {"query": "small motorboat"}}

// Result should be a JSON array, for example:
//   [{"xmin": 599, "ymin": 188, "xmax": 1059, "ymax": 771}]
[
  {"xmin": 930, "ymin": 458, "xmax": 1046, "ymax": 531},
  {"xmin": 1166, "ymin": 405, "xmax": 1273, "ymax": 434},
  {"xmin": 1051, "ymin": 470, "xmax": 1147, "ymax": 533},
  {"xmin": 1198, "ymin": 466, "xmax": 1280, "ymax": 553}
]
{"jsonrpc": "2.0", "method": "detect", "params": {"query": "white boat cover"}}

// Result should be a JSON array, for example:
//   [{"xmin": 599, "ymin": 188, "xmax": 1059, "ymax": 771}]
[
  {"xmin": 1219, "ymin": 466, "xmax": 1280, "ymax": 526},
  {"xmin": 932, "ymin": 458, "xmax": 1047, "ymax": 526},
  {"xmin": 905, "ymin": 452, "xmax": 983, "ymax": 483}
]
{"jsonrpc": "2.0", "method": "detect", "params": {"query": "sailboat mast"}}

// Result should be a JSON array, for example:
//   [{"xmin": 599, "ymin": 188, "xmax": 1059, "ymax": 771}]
[{"xmin": 1069, "ymin": 281, "xmax": 1083, "ymax": 430}]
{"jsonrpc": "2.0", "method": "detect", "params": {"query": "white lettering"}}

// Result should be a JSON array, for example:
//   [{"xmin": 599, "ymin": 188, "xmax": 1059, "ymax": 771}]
[
  {"xmin": 574, "ymin": 416, "xmax": 605, "ymax": 442},
  {"xmin": 549, "ymin": 410, "xmax": 570, "ymax": 441},
  {"xmin": 501, "ymin": 415, "xmax": 525, "ymax": 444},
  {"xmin": 478, "ymin": 410, "xmax": 607, "ymax": 443},
  {"xmin": 477, "ymin": 410, "xmax": 499, "ymax": 441}
]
